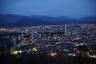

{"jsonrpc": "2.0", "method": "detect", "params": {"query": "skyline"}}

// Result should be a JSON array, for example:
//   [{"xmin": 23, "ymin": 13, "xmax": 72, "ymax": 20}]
[{"xmin": 0, "ymin": 0, "xmax": 96, "ymax": 18}]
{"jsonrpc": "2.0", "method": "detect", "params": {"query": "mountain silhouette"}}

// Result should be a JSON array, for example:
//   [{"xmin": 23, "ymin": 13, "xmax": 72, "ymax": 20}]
[
  {"xmin": 0, "ymin": 14, "xmax": 96, "ymax": 27},
  {"xmin": 79, "ymin": 16, "xmax": 96, "ymax": 24},
  {"xmin": 14, "ymin": 17, "xmax": 53, "ymax": 27}
]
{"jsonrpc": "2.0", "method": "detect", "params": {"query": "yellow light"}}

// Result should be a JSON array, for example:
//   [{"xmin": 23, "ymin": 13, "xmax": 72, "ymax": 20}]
[
  {"xmin": 0, "ymin": 51, "xmax": 2, "ymax": 54},
  {"xmin": 32, "ymin": 48, "xmax": 37, "ymax": 52},
  {"xmin": 11, "ymin": 50, "xmax": 22, "ymax": 55},
  {"xmin": 48, "ymin": 53, "xmax": 57, "ymax": 57}
]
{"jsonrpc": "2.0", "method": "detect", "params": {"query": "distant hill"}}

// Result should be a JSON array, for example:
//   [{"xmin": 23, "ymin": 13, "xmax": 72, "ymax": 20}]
[
  {"xmin": 14, "ymin": 17, "xmax": 53, "ymax": 27},
  {"xmin": 0, "ymin": 14, "xmax": 96, "ymax": 27},
  {"xmin": 79, "ymin": 17, "xmax": 96, "ymax": 24},
  {"xmin": 0, "ymin": 14, "xmax": 26, "ymax": 23}
]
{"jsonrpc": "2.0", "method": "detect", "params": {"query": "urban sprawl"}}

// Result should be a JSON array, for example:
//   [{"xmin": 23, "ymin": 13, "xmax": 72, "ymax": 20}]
[{"xmin": 0, "ymin": 24, "xmax": 96, "ymax": 58}]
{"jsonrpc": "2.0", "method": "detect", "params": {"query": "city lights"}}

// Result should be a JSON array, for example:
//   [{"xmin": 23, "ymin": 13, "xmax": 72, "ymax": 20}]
[
  {"xmin": 0, "ymin": 24, "xmax": 96, "ymax": 59},
  {"xmin": 32, "ymin": 48, "xmax": 38, "ymax": 52},
  {"xmin": 48, "ymin": 53, "xmax": 57, "ymax": 57},
  {"xmin": 11, "ymin": 50, "xmax": 22, "ymax": 55},
  {"xmin": 68, "ymin": 53, "xmax": 76, "ymax": 56},
  {"xmin": 88, "ymin": 55, "xmax": 96, "ymax": 59}
]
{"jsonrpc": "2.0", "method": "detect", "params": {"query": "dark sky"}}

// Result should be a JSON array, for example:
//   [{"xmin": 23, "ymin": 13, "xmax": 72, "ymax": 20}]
[{"xmin": 0, "ymin": 0, "xmax": 96, "ymax": 18}]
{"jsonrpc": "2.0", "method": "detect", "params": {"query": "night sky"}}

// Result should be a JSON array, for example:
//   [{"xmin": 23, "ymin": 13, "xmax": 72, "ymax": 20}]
[{"xmin": 0, "ymin": 0, "xmax": 96, "ymax": 18}]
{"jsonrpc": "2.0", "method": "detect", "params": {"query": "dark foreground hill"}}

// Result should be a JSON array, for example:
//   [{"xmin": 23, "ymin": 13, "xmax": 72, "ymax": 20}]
[{"xmin": 0, "ymin": 54, "xmax": 96, "ymax": 64}]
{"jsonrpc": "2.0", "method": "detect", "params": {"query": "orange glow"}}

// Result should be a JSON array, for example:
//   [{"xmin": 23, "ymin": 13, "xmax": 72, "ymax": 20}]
[
  {"xmin": 0, "ymin": 51, "xmax": 2, "ymax": 54},
  {"xmin": 88, "ymin": 55, "xmax": 96, "ymax": 58},
  {"xmin": 48, "ymin": 53, "xmax": 57, "ymax": 57}
]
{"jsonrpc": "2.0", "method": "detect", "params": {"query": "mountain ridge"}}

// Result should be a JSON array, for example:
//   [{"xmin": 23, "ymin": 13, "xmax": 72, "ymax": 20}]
[{"xmin": 0, "ymin": 14, "xmax": 96, "ymax": 27}]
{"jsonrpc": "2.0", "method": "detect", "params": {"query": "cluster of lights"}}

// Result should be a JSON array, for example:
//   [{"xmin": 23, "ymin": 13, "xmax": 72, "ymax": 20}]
[
  {"xmin": 48, "ymin": 53, "xmax": 57, "ymax": 57},
  {"xmin": 88, "ymin": 55, "xmax": 96, "ymax": 59},
  {"xmin": 10, "ymin": 48, "xmax": 38, "ymax": 55},
  {"xmin": 68, "ymin": 53, "xmax": 76, "ymax": 56},
  {"xmin": 10, "ymin": 50, "xmax": 22, "ymax": 55},
  {"xmin": 32, "ymin": 48, "xmax": 38, "ymax": 52}
]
